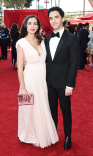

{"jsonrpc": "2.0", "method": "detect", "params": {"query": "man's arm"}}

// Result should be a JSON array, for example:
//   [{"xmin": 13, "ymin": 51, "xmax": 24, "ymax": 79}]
[{"xmin": 66, "ymin": 35, "xmax": 80, "ymax": 88}]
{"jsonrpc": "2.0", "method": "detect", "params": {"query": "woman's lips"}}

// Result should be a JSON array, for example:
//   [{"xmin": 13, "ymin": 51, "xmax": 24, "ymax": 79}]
[{"xmin": 30, "ymin": 29, "xmax": 35, "ymax": 31}]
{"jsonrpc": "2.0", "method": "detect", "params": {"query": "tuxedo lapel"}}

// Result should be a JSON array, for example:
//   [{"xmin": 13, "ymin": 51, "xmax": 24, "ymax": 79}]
[{"xmin": 53, "ymin": 29, "xmax": 67, "ymax": 61}]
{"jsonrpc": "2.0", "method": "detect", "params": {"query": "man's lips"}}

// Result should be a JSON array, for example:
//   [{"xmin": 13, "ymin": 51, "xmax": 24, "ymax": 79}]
[
  {"xmin": 53, "ymin": 23, "xmax": 57, "ymax": 26},
  {"xmin": 30, "ymin": 29, "xmax": 35, "ymax": 31}
]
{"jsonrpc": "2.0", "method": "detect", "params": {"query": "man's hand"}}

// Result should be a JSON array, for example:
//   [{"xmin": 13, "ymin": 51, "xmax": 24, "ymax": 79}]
[{"xmin": 65, "ymin": 87, "xmax": 73, "ymax": 96}]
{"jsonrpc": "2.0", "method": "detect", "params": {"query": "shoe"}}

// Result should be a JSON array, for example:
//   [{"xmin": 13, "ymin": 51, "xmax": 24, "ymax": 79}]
[
  {"xmin": 64, "ymin": 136, "xmax": 71, "ymax": 150},
  {"xmin": 89, "ymin": 64, "xmax": 93, "ymax": 67}
]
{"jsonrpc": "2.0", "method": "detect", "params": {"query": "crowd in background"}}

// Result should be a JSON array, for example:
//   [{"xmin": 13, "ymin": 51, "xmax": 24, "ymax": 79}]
[
  {"xmin": 64, "ymin": 21, "xmax": 93, "ymax": 69},
  {"xmin": 0, "ymin": 23, "xmax": 20, "ymax": 69},
  {"xmin": 0, "ymin": 21, "xmax": 93, "ymax": 69}
]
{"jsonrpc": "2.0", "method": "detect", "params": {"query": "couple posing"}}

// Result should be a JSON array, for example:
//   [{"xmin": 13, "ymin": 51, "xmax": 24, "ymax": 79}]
[{"xmin": 16, "ymin": 7, "xmax": 80, "ymax": 150}]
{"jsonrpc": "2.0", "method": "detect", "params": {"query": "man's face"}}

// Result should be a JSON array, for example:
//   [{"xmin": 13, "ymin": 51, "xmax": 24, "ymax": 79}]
[
  {"xmin": 0, "ymin": 25, "xmax": 4, "ymax": 28},
  {"xmin": 86, "ymin": 25, "xmax": 89, "ymax": 30},
  {"xmin": 49, "ymin": 11, "xmax": 64, "ymax": 32}
]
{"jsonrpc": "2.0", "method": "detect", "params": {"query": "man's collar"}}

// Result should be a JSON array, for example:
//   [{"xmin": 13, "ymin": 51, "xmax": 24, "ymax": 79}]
[{"xmin": 54, "ymin": 27, "xmax": 64, "ymax": 38}]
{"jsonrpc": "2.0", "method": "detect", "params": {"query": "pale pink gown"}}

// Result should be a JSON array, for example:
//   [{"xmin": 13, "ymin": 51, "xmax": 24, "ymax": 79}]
[{"xmin": 16, "ymin": 38, "xmax": 59, "ymax": 148}]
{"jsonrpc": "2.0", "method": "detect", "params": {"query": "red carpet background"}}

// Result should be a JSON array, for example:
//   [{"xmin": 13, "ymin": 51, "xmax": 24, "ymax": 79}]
[{"xmin": 0, "ymin": 50, "xmax": 93, "ymax": 156}]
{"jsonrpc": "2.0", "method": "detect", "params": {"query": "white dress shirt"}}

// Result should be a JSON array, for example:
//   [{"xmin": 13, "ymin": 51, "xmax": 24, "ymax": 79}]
[{"xmin": 49, "ymin": 27, "xmax": 73, "ymax": 90}]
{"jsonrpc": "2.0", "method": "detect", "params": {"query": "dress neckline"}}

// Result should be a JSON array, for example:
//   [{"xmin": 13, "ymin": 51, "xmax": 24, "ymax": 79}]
[{"xmin": 24, "ymin": 38, "xmax": 43, "ymax": 56}]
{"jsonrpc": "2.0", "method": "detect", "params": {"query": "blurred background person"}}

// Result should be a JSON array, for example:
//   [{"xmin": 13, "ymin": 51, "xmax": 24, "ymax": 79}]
[
  {"xmin": 74, "ymin": 26, "xmax": 78, "ymax": 35},
  {"xmin": 63, "ymin": 21, "xmax": 69, "ymax": 32},
  {"xmin": 0, "ymin": 23, "xmax": 9, "ymax": 60},
  {"xmin": 7, "ymin": 28, "xmax": 11, "ymax": 51},
  {"xmin": 77, "ymin": 23, "xmax": 87, "ymax": 70},
  {"xmin": 10, "ymin": 23, "xmax": 20, "ymax": 68},
  {"xmin": 40, "ymin": 29, "xmax": 46, "ymax": 39},
  {"xmin": 0, "ymin": 24, "xmax": 1, "ymax": 59},
  {"xmin": 63, "ymin": 21, "xmax": 67, "ymax": 28},
  {"xmin": 88, "ymin": 27, "xmax": 93, "ymax": 67},
  {"xmin": 66, "ymin": 21, "xmax": 74, "ymax": 34},
  {"xmin": 84, "ymin": 23, "xmax": 90, "ymax": 64}
]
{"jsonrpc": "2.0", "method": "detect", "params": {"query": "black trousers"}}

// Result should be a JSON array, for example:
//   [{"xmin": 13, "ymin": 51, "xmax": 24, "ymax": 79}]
[
  {"xmin": 79, "ymin": 48, "xmax": 86, "ymax": 68},
  {"xmin": 1, "ymin": 39, "xmax": 8, "ymax": 59},
  {"xmin": 48, "ymin": 85, "xmax": 72, "ymax": 137}
]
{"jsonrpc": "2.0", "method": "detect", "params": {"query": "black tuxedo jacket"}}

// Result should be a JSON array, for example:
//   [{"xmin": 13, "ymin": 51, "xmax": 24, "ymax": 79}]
[
  {"xmin": 1, "ymin": 27, "xmax": 9, "ymax": 45},
  {"xmin": 45, "ymin": 29, "xmax": 80, "ymax": 88},
  {"xmin": 77, "ymin": 28, "xmax": 87, "ymax": 50}
]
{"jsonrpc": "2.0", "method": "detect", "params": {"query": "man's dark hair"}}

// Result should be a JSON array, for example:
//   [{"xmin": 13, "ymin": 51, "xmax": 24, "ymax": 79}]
[
  {"xmin": 48, "ymin": 7, "xmax": 64, "ymax": 18},
  {"xmin": 84, "ymin": 23, "xmax": 89, "ymax": 27},
  {"xmin": 63, "ymin": 21, "xmax": 66, "ymax": 26},
  {"xmin": 77, "ymin": 23, "xmax": 83, "ymax": 31},
  {"xmin": 67, "ymin": 21, "xmax": 70, "ymax": 25},
  {"xmin": 82, "ymin": 24, "xmax": 85, "ymax": 27}
]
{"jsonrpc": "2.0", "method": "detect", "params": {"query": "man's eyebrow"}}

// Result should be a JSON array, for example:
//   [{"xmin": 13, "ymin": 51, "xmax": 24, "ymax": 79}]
[
  {"xmin": 49, "ymin": 15, "xmax": 59, "ymax": 18},
  {"xmin": 55, "ymin": 15, "xmax": 59, "ymax": 17}
]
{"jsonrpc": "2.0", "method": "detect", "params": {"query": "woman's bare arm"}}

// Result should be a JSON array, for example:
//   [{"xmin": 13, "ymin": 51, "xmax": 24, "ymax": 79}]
[
  {"xmin": 17, "ymin": 45, "xmax": 25, "ymax": 90},
  {"xmin": 17, "ymin": 45, "xmax": 30, "ymax": 100}
]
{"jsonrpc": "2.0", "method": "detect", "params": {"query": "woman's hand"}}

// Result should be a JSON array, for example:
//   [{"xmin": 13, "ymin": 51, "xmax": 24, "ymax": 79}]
[
  {"xmin": 21, "ymin": 88, "xmax": 31, "ymax": 101},
  {"xmin": 23, "ymin": 60, "xmax": 27, "ymax": 70}
]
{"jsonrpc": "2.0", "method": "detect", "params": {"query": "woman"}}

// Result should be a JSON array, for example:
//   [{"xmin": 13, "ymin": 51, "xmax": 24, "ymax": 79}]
[
  {"xmin": 16, "ymin": 15, "xmax": 59, "ymax": 148},
  {"xmin": 10, "ymin": 24, "xmax": 20, "ymax": 68}
]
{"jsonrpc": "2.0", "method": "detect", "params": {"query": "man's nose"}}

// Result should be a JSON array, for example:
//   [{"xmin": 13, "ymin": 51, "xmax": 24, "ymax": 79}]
[{"xmin": 52, "ymin": 18, "xmax": 55, "ymax": 23}]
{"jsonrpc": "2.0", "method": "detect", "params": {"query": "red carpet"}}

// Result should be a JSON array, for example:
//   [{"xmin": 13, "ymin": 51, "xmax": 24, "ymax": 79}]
[{"xmin": 0, "ymin": 51, "xmax": 93, "ymax": 156}]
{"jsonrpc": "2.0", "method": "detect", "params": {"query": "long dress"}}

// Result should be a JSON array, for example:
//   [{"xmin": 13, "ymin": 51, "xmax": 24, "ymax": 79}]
[{"xmin": 16, "ymin": 38, "xmax": 59, "ymax": 148}]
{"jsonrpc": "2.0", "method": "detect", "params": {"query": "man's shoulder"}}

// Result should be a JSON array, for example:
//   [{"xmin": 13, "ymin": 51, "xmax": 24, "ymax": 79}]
[
  {"xmin": 5, "ymin": 27, "xmax": 8, "ymax": 30},
  {"xmin": 45, "ymin": 34, "xmax": 51, "ymax": 39}
]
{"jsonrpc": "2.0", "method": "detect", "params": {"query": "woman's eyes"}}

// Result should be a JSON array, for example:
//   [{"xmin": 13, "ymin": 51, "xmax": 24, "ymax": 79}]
[{"xmin": 28, "ymin": 22, "xmax": 37, "ymax": 25}]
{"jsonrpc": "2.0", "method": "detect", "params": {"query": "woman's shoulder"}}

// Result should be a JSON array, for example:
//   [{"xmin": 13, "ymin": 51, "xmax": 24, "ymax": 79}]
[{"xmin": 16, "ymin": 38, "xmax": 25, "ymax": 49}]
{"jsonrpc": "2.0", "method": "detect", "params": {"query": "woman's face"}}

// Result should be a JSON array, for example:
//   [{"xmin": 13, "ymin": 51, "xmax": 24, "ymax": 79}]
[{"xmin": 27, "ymin": 17, "xmax": 39, "ymax": 34}]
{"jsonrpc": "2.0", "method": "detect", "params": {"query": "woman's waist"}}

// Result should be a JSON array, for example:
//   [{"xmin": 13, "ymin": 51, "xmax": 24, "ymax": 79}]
[
  {"xmin": 24, "ymin": 62, "xmax": 45, "ymax": 69},
  {"xmin": 26, "ymin": 62, "xmax": 45, "ymax": 66}
]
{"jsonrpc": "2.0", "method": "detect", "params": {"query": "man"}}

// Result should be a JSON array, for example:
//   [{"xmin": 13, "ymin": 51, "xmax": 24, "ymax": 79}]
[
  {"xmin": 66, "ymin": 21, "xmax": 74, "ymax": 34},
  {"xmin": 84, "ymin": 23, "xmax": 90, "ymax": 64},
  {"xmin": 77, "ymin": 23, "xmax": 87, "ymax": 69},
  {"xmin": 0, "ymin": 23, "xmax": 9, "ymax": 59},
  {"xmin": 45, "ymin": 7, "xmax": 80, "ymax": 150}
]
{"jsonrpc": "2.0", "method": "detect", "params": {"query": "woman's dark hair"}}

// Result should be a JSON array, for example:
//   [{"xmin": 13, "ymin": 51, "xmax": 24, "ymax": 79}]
[
  {"xmin": 10, "ymin": 23, "xmax": 18, "ymax": 37},
  {"xmin": 48, "ymin": 7, "xmax": 64, "ymax": 18},
  {"xmin": 19, "ymin": 15, "xmax": 43, "ymax": 44}
]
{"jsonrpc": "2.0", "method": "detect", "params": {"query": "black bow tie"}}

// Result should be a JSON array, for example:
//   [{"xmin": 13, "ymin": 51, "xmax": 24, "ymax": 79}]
[{"xmin": 51, "ymin": 32, "xmax": 60, "ymax": 38}]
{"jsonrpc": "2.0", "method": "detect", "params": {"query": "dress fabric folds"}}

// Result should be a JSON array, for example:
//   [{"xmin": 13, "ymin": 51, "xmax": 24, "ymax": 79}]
[{"xmin": 16, "ymin": 38, "xmax": 59, "ymax": 148}]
